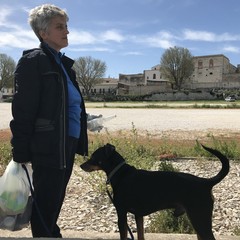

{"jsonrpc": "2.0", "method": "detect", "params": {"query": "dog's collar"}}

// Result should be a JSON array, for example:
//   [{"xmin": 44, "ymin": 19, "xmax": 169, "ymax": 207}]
[{"xmin": 106, "ymin": 161, "xmax": 126, "ymax": 185}]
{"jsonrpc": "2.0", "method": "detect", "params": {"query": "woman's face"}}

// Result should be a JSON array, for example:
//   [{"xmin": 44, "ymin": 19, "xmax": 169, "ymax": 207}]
[{"xmin": 40, "ymin": 16, "xmax": 69, "ymax": 52}]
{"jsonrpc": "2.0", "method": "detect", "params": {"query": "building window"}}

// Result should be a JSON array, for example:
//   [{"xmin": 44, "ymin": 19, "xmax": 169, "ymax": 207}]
[
  {"xmin": 153, "ymin": 73, "xmax": 156, "ymax": 79},
  {"xmin": 209, "ymin": 59, "xmax": 214, "ymax": 68},
  {"xmin": 198, "ymin": 60, "xmax": 203, "ymax": 69}
]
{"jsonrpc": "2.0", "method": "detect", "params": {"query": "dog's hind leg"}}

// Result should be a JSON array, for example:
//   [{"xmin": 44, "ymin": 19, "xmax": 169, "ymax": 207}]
[
  {"xmin": 135, "ymin": 215, "xmax": 144, "ymax": 240},
  {"xmin": 173, "ymin": 205, "xmax": 185, "ymax": 217},
  {"xmin": 186, "ymin": 203, "xmax": 215, "ymax": 240},
  {"xmin": 117, "ymin": 210, "xmax": 128, "ymax": 240}
]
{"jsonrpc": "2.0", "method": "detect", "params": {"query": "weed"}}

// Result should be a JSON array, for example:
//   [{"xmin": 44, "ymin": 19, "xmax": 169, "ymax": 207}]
[
  {"xmin": 234, "ymin": 227, "xmax": 240, "ymax": 236},
  {"xmin": 148, "ymin": 209, "xmax": 195, "ymax": 234},
  {"xmin": 0, "ymin": 143, "xmax": 12, "ymax": 175}
]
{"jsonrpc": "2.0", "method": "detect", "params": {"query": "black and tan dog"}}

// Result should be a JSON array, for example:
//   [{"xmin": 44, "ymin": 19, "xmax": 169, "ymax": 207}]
[{"xmin": 80, "ymin": 143, "xmax": 229, "ymax": 240}]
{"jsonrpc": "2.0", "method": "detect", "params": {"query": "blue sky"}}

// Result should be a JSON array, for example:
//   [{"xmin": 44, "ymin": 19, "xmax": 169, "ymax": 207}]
[{"xmin": 0, "ymin": 0, "xmax": 240, "ymax": 78}]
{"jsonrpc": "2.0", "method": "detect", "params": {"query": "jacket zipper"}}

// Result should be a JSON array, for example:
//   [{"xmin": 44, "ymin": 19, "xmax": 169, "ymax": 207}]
[{"xmin": 60, "ymin": 74, "xmax": 67, "ymax": 169}]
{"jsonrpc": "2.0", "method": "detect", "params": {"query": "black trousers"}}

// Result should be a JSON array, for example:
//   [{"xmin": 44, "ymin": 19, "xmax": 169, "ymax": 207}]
[{"xmin": 30, "ymin": 136, "xmax": 78, "ymax": 238}]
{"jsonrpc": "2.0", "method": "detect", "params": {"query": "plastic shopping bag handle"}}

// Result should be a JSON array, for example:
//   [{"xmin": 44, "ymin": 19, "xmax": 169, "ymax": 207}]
[{"xmin": 21, "ymin": 164, "xmax": 34, "ymax": 196}]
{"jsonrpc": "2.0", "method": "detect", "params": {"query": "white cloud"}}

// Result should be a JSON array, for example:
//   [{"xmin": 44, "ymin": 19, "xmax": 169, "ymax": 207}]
[
  {"xmin": 0, "ymin": 7, "xmax": 12, "ymax": 26},
  {"xmin": 183, "ymin": 29, "xmax": 240, "ymax": 42},
  {"xmin": 122, "ymin": 51, "xmax": 143, "ymax": 56},
  {"xmin": 69, "ymin": 30, "xmax": 97, "ymax": 45},
  {"xmin": 140, "ymin": 31, "xmax": 175, "ymax": 49},
  {"xmin": 69, "ymin": 29, "xmax": 125, "ymax": 46},
  {"xmin": 68, "ymin": 47, "xmax": 113, "ymax": 53},
  {"xmin": 0, "ymin": 28, "xmax": 37, "ymax": 49},
  {"xmin": 183, "ymin": 29, "xmax": 216, "ymax": 41},
  {"xmin": 100, "ymin": 30, "xmax": 125, "ymax": 42},
  {"xmin": 0, "ymin": 5, "xmax": 37, "ymax": 49},
  {"xmin": 223, "ymin": 46, "xmax": 240, "ymax": 53}
]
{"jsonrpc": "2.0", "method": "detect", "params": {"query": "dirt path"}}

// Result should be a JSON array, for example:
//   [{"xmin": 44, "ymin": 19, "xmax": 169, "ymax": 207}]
[{"xmin": 1, "ymin": 103, "xmax": 240, "ymax": 137}]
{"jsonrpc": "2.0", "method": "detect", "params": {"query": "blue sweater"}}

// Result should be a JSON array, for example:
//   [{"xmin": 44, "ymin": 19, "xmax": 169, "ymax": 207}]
[{"xmin": 44, "ymin": 43, "xmax": 82, "ymax": 138}]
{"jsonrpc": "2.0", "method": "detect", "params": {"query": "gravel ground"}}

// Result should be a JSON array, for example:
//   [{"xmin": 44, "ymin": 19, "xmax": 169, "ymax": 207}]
[{"xmin": 0, "ymin": 161, "xmax": 239, "ymax": 240}]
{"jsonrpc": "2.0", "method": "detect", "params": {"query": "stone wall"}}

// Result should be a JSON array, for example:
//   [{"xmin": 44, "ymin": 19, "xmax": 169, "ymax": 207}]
[{"xmin": 144, "ymin": 91, "xmax": 218, "ymax": 101}]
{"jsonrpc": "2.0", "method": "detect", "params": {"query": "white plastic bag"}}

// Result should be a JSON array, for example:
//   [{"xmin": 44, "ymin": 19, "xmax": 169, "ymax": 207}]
[
  {"xmin": 87, "ymin": 114, "xmax": 116, "ymax": 132},
  {"xmin": 0, "ymin": 160, "xmax": 32, "ymax": 215},
  {"xmin": 0, "ymin": 160, "xmax": 33, "ymax": 230},
  {"xmin": 0, "ymin": 196, "xmax": 32, "ymax": 231}
]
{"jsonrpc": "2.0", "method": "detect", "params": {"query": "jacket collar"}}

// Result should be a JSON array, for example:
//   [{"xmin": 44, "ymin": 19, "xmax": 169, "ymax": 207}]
[{"xmin": 40, "ymin": 42, "xmax": 75, "ymax": 69}]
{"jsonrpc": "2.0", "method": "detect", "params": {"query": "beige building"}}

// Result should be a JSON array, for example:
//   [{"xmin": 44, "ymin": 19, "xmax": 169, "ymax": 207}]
[
  {"xmin": 118, "ymin": 54, "xmax": 240, "ymax": 95},
  {"xmin": 118, "ymin": 68, "xmax": 170, "ymax": 95},
  {"xmin": 0, "ymin": 87, "xmax": 14, "ymax": 100},
  {"xmin": 80, "ymin": 54, "xmax": 240, "ymax": 98},
  {"xmin": 187, "ymin": 54, "xmax": 240, "ymax": 89},
  {"xmin": 144, "ymin": 64, "xmax": 168, "ymax": 85},
  {"xmin": 118, "ymin": 73, "xmax": 144, "ymax": 95},
  {"xmin": 80, "ymin": 77, "xmax": 118, "ymax": 96}
]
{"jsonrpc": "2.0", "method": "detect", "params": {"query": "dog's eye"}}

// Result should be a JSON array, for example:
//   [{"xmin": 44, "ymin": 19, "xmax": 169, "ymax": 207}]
[{"xmin": 98, "ymin": 160, "xmax": 102, "ymax": 165}]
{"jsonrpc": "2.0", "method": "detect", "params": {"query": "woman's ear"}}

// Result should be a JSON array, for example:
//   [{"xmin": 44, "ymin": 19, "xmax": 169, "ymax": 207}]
[{"xmin": 39, "ymin": 30, "xmax": 47, "ymax": 41}]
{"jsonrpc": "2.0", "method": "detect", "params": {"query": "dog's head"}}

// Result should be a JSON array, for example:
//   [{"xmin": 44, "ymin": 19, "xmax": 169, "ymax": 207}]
[{"xmin": 80, "ymin": 143, "xmax": 116, "ymax": 173}]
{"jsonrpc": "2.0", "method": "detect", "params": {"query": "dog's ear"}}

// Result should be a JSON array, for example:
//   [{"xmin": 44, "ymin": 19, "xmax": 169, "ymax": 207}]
[{"xmin": 104, "ymin": 143, "xmax": 115, "ymax": 158}]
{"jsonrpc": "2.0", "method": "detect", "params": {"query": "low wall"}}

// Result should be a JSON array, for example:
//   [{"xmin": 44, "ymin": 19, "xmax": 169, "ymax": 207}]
[{"xmin": 144, "ymin": 91, "xmax": 217, "ymax": 101}]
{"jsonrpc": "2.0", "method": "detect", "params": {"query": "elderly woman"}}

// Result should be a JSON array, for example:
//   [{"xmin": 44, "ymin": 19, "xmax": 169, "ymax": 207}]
[{"xmin": 10, "ymin": 4, "xmax": 88, "ymax": 237}]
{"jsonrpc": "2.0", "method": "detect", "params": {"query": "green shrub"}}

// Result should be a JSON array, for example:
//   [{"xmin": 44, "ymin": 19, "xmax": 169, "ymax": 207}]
[
  {"xmin": 234, "ymin": 227, "xmax": 240, "ymax": 236},
  {"xmin": 148, "ymin": 209, "xmax": 195, "ymax": 234},
  {"xmin": 195, "ymin": 137, "xmax": 240, "ymax": 160},
  {"xmin": 0, "ymin": 143, "xmax": 12, "ymax": 175}
]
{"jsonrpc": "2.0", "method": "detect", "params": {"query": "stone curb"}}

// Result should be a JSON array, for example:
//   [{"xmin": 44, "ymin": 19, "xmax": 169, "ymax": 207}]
[{"xmin": 0, "ymin": 230, "xmax": 239, "ymax": 240}]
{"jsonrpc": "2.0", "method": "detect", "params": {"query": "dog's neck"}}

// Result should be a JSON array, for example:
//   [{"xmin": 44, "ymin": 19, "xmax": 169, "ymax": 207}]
[{"xmin": 106, "ymin": 161, "xmax": 126, "ymax": 184}]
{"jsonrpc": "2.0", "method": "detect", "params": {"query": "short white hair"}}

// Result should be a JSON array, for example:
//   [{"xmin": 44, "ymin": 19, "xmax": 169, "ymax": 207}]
[{"xmin": 28, "ymin": 4, "xmax": 69, "ymax": 41}]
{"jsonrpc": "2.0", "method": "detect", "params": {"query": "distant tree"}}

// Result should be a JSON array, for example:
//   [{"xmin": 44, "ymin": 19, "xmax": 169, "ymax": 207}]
[
  {"xmin": 73, "ymin": 56, "xmax": 106, "ymax": 98},
  {"xmin": 160, "ymin": 46, "xmax": 194, "ymax": 90},
  {"xmin": 0, "ymin": 54, "xmax": 15, "ymax": 91}
]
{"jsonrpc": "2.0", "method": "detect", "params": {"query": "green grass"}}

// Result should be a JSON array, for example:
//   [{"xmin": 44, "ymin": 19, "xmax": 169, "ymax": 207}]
[
  {"xmin": 0, "ymin": 143, "xmax": 12, "ymax": 172},
  {"xmin": 148, "ymin": 209, "xmax": 195, "ymax": 234},
  {"xmin": 85, "ymin": 100, "xmax": 240, "ymax": 109},
  {"xmin": 76, "ymin": 125, "xmax": 240, "ymax": 173}
]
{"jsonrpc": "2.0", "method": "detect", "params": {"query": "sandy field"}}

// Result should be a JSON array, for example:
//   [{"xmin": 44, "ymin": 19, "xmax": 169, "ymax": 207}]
[{"xmin": 1, "ymin": 102, "xmax": 240, "ymax": 140}]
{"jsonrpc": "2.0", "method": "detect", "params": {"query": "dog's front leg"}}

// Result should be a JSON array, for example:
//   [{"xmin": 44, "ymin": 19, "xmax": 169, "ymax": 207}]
[
  {"xmin": 117, "ymin": 210, "xmax": 128, "ymax": 240},
  {"xmin": 135, "ymin": 215, "xmax": 144, "ymax": 240}
]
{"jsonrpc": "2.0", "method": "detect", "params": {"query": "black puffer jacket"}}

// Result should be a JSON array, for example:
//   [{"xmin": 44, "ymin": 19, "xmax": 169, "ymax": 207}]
[{"xmin": 10, "ymin": 43, "xmax": 88, "ymax": 169}]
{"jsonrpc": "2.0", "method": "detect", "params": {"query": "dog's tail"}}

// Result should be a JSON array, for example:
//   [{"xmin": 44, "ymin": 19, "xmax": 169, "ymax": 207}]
[{"xmin": 202, "ymin": 144, "xmax": 230, "ymax": 186}]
